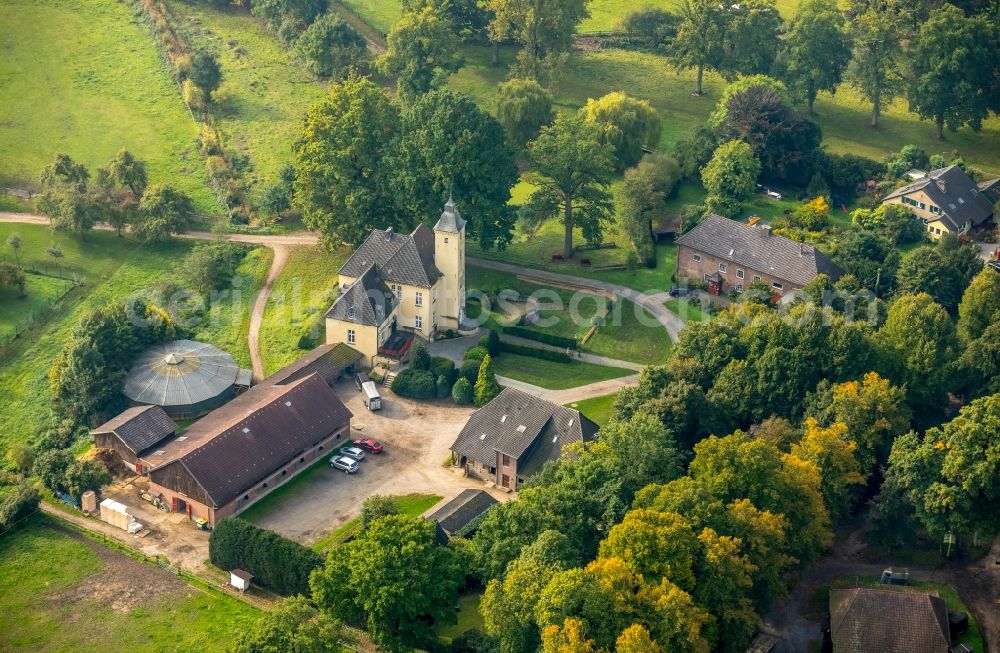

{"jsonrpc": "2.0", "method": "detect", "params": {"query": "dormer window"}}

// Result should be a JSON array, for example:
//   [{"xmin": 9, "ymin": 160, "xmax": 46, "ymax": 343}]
[{"xmin": 347, "ymin": 306, "xmax": 357, "ymax": 320}]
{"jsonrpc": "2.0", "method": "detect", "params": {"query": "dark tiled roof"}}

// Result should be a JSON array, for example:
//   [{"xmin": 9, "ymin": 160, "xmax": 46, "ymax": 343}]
[
  {"xmin": 266, "ymin": 343, "xmax": 362, "ymax": 387},
  {"xmin": 675, "ymin": 214, "xmax": 842, "ymax": 286},
  {"xmin": 92, "ymin": 405, "xmax": 176, "ymax": 454},
  {"xmin": 175, "ymin": 373, "xmax": 353, "ymax": 507},
  {"xmin": 434, "ymin": 199, "xmax": 467, "ymax": 234},
  {"xmin": 425, "ymin": 489, "xmax": 498, "ymax": 537},
  {"xmin": 450, "ymin": 388, "xmax": 598, "ymax": 470},
  {"xmin": 338, "ymin": 225, "xmax": 441, "ymax": 288},
  {"xmin": 883, "ymin": 166, "xmax": 993, "ymax": 229},
  {"xmin": 978, "ymin": 177, "xmax": 1000, "ymax": 203},
  {"xmin": 830, "ymin": 587, "xmax": 951, "ymax": 653},
  {"xmin": 324, "ymin": 264, "xmax": 396, "ymax": 326}
]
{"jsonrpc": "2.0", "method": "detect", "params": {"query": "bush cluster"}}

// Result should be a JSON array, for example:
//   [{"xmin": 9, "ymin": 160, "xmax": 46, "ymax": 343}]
[
  {"xmin": 391, "ymin": 368, "xmax": 437, "ymax": 400},
  {"xmin": 503, "ymin": 325, "xmax": 578, "ymax": 349},
  {"xmin": 209, "ymin": 518, "xmax": 322, "ymax": 596}
]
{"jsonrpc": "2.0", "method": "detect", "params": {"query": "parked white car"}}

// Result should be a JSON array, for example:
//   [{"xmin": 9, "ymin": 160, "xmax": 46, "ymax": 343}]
[{"xmin": 331, "ymin": 456, "xmax": 360, "ymax": 474}]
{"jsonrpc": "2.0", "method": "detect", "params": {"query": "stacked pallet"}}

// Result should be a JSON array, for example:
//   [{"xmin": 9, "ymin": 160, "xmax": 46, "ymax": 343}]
[{"xmin": 99, "ymin": 498, "xmax": 131, "ymax": 531}]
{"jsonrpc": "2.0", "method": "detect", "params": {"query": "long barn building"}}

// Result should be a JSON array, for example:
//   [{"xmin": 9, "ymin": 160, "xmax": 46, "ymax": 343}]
[{"xmin": 93, "ymin": 344, "xmax": 361, "ymax": 525}]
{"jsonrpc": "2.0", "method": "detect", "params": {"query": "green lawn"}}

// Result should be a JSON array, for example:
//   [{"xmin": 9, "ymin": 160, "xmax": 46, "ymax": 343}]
[
  {"xmin": 169, "ymin": 1, "xmax": 329, "ymax": 192},
  {"xmin": 436, "ymin": 593, "xmax": 485, "ymax": 644},
  {"xmin": 259, "ymin": 245, "xmax": 352, "ymax": 375},
  {"xmin": 0, "ymin": 273, "xmax": 73, "ymax": 341},
  {"xmin": 0, "ymin": 0, "xmax": 216, "ymax": 211},
  {"xmin": 190, "ymin": 246, "xmax": 273, "ymax": 369},
  {"xmin": 493, "ymin": 352, "xmax": 633, "ymax": 390},
  {"xmin": 311, "ymin": 493, "xmax": 443, "ymax": 552},
  {"xmin": 566, "ymin": 393, "xmax": 619, "ymax": 426},
  {"xmin": 467, "ymin": 267, "xmax": 671, "ymax": 363},
  {"xmin": 0, "ymin": 519, "xmax": 260, "ymax": 652},
  {"xmin": 665, "ymin": 297, "xmax": 711, "ymax": 323},
  {"xmin": 238, "ymin": 451, "xmax": 339, "ymax": 524}
]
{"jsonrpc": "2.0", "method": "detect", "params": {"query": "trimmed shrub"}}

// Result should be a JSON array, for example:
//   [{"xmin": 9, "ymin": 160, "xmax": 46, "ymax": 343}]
[
  {"xmin": 502, "ymin": 326, "xmax": 578, "ymax": 349},
  {"xmin": 501, "ymin": 341, "xmax": 572, "ymax": 363},
  {"xmin": 486, "ymin": 328, "xmax": 502, "ymax": 356},
  {"xmin": 451, "ymin": 377, "xmax": 474, "ymax": 405},
  {"xmin": 459, "ymin": 361, "xmax": 481, "ymax": 385},
  {"xmin": 209, "ymin": 518, "xmax": 322, "ymax": 596},
  {"xmin": 409, "ymin": 343, "xmax": 431, "ymax": 371},
  {"xmin": 436, "ymin": 374, "xmax": 452, "ymax": 399},
  {"xmin": 391, "ymin": 368, "xmax": 436, "ymax": 399},
  {"xmin": 430, "ymin": 356, "xmax": 456, "ymax": 385},
  {"xmin": 474, "ymin": 355, "xmax": 501, "ymax": 406},
  {"xmin": 641, "ymin": 240, "xmax": 656, "ymax": 268},
  {"xmin": 463, "ymin": 346, "xmax": 489, "ymax": 362}
]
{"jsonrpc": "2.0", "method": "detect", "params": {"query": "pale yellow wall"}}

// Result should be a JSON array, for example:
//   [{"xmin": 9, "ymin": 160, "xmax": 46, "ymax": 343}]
[
  {"xmin": 387, "ymin": 282, "xmax": 436, "ymax": 336},
  {"xmin": 325, "ymin": 318, "xmax": 381, "ymax": 367},
  {"xmin": 433, "ymin": 227, "xmax": 465, "ymax": 330}
]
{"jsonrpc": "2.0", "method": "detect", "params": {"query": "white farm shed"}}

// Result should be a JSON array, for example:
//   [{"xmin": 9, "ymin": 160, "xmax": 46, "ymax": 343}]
[{"xmin": 230, "ymin": 569, "xmax": 252, "ymax": 592}]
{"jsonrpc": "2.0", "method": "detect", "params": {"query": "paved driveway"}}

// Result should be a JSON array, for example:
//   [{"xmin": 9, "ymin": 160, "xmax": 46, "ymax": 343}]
[{"xmin": 253, "ymin": 378, "xmax": 508, "ymax": 545}]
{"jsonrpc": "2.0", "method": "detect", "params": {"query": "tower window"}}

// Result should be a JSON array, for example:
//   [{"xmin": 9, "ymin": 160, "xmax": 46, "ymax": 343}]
[
  {"xmin": 415, "ymin": 292, "xmax": 423, "ymax": 306},
  {"xmin": 444, "ymin": 237, "xmax": 449, "ymax": 243}
]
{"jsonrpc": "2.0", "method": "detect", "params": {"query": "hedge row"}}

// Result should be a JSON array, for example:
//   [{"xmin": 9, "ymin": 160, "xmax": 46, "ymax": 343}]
[
  {"xmin": 500, "ymin": 341, "xmax": 572, "ymax": 363},
  {"xmin": 209, "ymin": 518, "xmax": 322, "ymax": 596},
  {"xmin": 503, "ymin": 325, "xmax": 578, "ymax": 349}
]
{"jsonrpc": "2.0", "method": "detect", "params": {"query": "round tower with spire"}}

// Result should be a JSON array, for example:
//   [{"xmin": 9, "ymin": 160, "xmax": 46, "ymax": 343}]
[{"xmin": 433, "ymin": 197, "xmax": 467, "ymax": 329}]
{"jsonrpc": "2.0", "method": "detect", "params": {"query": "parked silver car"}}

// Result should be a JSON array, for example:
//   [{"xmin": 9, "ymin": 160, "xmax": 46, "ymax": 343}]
[
  {"xmin": 330, "ymin": 456, "xmax": 360, "ymax": 474},
  {"xmin": 339, "ymin": 446, "xmax": 366, "ymax": 461}
]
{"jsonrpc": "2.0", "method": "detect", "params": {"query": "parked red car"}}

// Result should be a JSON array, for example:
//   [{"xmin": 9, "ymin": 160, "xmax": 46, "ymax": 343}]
[{"xmin": 354, "ymin": 438, "xmax": 384, "ymax": 454}]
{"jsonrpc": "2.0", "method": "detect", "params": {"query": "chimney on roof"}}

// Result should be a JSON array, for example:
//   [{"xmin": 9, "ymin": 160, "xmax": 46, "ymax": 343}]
[
  {"xmin": 385, "ymin": 227, "xmax": 393, "ymax": 241},
  {"xmin": 761, "ymin": 224, "xmax": 772, "ymax": 237},
  {"xmin": 936, "ymin": 179, "xmax": 947, "ymax": 193}
]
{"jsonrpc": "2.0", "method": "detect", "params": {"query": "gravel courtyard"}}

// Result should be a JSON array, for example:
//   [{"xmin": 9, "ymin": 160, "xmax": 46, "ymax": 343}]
[{"xmin": 253, "ymin": 378, "xmax": 509, "ymax": 545}]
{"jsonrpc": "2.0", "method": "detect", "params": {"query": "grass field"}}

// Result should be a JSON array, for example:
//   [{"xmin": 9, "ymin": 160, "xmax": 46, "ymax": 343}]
[
  {"xmin": 665, "ymin": 297, "xmax": 711, "ymax": 323},
  {"xmin": 259, "ymin": 245, "xmax": 351, "ymax": 375},
  {"xmin": 190, "ymin": 246, "xmax": 272, "ymax": 369},
  {"xmin": 339, "ymin": 0, "xmax": 804, "ymax": 36},
  {"xmin": 0, "ymin": 225, "xmax": 266, "ymax": 453},
  {"xmin": 0, "ymin": 273, "xmax": 73, "ymax": 340},
  {"xmin": 0, "ymin": 0, "xmax": 217, "ymax": 212},
  {"xmin": 0, "ymin": 519, "xmax": 260, "ymax": 652},
  {"xmin": 449, "ymin": 45, "xmax": 1000, "ymax": 175},
  {"xmin": 169, "ymin": 1, "xmax": 328, "ymax": 192},
  {"xmin": 311, "ymin": 493, "xmax": 443, "ymax": 551},
  {"xmin": 566, "ymin": 393, "xmax": 619, "ymax": 426},
  {"xmin": 493, "ymin": 352, "xmax": 633, "ymax": 389}
]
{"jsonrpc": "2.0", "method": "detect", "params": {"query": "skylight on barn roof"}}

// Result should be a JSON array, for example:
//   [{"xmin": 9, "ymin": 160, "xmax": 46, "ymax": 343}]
[{"xmin": 517, "ymin": 425, "xmax": 527, "ymax": 433}]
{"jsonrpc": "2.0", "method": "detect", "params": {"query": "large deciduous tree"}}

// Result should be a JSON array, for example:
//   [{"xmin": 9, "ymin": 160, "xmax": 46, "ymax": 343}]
[
  {"xmin": 296, "ymin": 12, "xmax": 368, "ymax": 79},
  {"xmin": 880, "ymin": 394, "xmax": 1000, "ymax": 537},
  {"xmin": 669, "ymin": 0, "xmax": 726, "ymax": 95},
  {"xmin": 779, "ymin": 0, "xmax": 852, "ymax": 115},
  {"xmin": 875, "ymin": 293, "xmax": 959, "ymax": 414},
  {"xmin": 957, "ymin": 267, "xmax": 1000, "ymax": 343},
  {"xmin": 488, "ymin": 0, "xmax": 588, "ymax": 82},
  {"xmin": 701, "ymin": 140, "xmax": 760, "ymax": 217},
  {"xmin": 719, "ymin": 0, "xmax": 782, "ymax": 80},
  {"xmin": 581, "ymin": 92, "xmax": 661, "ymax": 170},
  {"xmin": 310, "ymin": 515, "xmax": 463, "ymax": 652},
  {"xmin": 523, "ymin": 113, "xmax": 614, "ymax": 258},
  {"xmin": 38, "ymin": 153, "xmax": 95, "ymax": 236},
  {"xmin": 376, "ymin": 5, "xmax": 462, "ymax": 103},
  {"xmin": 846, "ymin": 7, "xmax": 904, "ymax": 128},
  {"xmin": 189, "ymin": 49, "xmax": 222, "ymax": 101},
  {"xmin": 495, "ymin": 78, "xmax": 554, "ymax": 150},
  {"xmin": 907, "ymin": 4, "xmax": 996, "ymax": 139},
  {"xmin": 293, "ymin": 76, "xmax": 401, "ymax": 247},
  {"xmin": 389, "ymin": 89, "xmax": 518, "ymax": 250},
  {"xmin": 135, "ymin": 184, "xmax": 194, "ymax": 242},
  {"xmin": 232, "ymin": 596, "xmax": 342, "ymax": 653}
]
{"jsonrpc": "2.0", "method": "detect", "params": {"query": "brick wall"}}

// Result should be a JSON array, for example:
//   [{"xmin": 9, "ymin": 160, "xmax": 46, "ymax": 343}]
[{"xmin": 676, "ymin": 244, "xmax": 797, "ymax": 294}]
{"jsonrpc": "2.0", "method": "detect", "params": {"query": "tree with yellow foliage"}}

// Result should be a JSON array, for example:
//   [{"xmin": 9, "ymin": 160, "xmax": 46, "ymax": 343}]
[{"xmin": 792, "ymin": 419, "xmax": 866, "ymax": 521}]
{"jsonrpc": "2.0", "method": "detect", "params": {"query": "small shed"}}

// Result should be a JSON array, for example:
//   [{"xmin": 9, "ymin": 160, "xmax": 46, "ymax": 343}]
[{"xmin": 230, "ymin": 569, "xmax": 252, "ymax": 592}]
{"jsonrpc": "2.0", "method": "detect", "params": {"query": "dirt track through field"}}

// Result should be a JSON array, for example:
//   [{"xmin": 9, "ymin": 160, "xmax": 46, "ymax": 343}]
[{"xmin": 247, "ymin": 245, "xmax": 288, "ymax": 380}]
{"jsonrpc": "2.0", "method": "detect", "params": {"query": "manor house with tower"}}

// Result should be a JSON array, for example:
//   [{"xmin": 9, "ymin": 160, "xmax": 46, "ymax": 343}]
[{"xmin": 324, "ymin": 199, "xmax": 467, "ymax": 366}]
